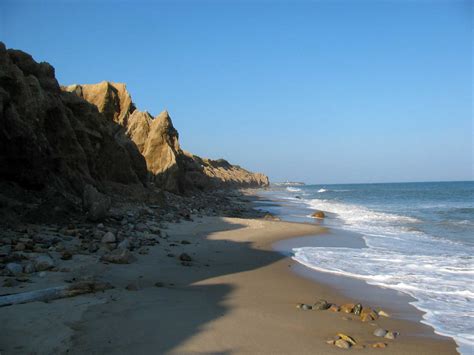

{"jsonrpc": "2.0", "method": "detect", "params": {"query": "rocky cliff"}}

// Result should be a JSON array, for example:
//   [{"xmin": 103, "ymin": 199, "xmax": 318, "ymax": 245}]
[
  {"xmin": 0, "ymin": 43, "xmax": 147, "ymax": 198},
  {"xmin": 63, "ymin": 81, "xmax": 269, "ymax": 192}
]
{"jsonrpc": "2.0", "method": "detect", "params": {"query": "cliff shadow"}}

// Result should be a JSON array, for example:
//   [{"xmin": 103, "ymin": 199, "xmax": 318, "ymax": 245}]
[{"xmin": 66, "ymin": 217, "xmax": 286, "ymax": 354}]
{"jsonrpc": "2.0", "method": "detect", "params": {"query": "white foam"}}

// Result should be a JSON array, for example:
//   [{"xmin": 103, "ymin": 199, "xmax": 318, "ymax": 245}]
[
  {"xmin": 293, "ymin": 246, "xmax": 474, "ymax": 354},
  {"xmin": 317, "ymin": 188, "xmax": 327, "ymax": 193},
  {"xmin": 286, "ymin": 187, "xmax": 302, "ymax": 192},
  {"xmin": 290, "ymin": 196, "xmax": 474, "ymax": 354}
]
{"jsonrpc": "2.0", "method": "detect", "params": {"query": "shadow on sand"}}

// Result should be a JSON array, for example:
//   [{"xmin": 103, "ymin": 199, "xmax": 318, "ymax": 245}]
[{"xmin": 67, "ymin": 217, "xmax": 285, "ymax": 354}]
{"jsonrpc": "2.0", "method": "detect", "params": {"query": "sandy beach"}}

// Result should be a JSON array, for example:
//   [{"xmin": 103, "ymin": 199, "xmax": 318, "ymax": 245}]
[{"xmin": 0, "ymin": 213, "xmax": 457, "ymax": 354}]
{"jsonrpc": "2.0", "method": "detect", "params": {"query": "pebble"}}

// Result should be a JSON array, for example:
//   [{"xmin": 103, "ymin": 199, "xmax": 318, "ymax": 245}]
[
  {"xmin": 372, "ymin": 342, "xmax": 388, "ymax": 348},
  {"xmin": 101, "ymin": 231, "xmax": 116, "ymax": 243},
  {"xmin": 23, "ymin": 262, "xmax": 36, "ymax": 274},
  {"xmin": 117, "ymin": 238, "xmax": 131, "ymax": 251},
  {"xmin": 384, "ymin": 331, "xmax": 398, "ymax": 340},
  {"xmin": 340, "ymin": 303, "xmax": 355, "ymax": 313},
  {"xmin": 6, "ymin": 262, "xmax": 23, "ymax": 276},
  {"xmin": 312, "ymin": 299, "xmax": 330, "ymax": 310},
  {"xmin": 329, "ymin": 304, "xmax": 340, "ymax": 312},
  {"xmin": 14, "ymin": 243, "xmax": 26, "ymax": 251},
  {"xmin": 61, "ymin": 251, "xmax": 72, "ymax": 260},
  {"xmin": 34, "ymin": 255, "xmax": 55, "ymax": 271},
  {"xmin": 378, "ymin": 310, "xmax": 390, "ymax": 317},
  {"xmin": 353, "ymin": 303, "xmax": 362, "ymax": 315},
  {"xmin": 334, "ymin": 339, "xmax": 351, "ymax": 349},
  {"xmin": 125, "ymin": 283, "xmax": 139, "ymax": 291},
  {"xmin": 179, "ymin": 253, "xmax": 192, "ymax": 262},
  {"xmin": 373, "ymin": 328, "xmax": 388, "ymax": 337}
]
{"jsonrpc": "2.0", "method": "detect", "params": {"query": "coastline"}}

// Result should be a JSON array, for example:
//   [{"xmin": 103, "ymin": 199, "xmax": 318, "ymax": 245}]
[{"xmin": 1, "ymin": 190, "xmax": 457, "ymax": 354}]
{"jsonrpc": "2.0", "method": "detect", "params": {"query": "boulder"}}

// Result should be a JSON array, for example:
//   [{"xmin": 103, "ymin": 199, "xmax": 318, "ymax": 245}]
[{"xmin": 83, "ymin": 184, "xmax": 111, "ymax": 222}]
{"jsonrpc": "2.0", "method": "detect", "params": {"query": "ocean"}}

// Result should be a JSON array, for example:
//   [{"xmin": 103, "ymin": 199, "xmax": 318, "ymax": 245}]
[{"xmin": 258, "ymin": 181, "xmax": 474, "ymax": 354}]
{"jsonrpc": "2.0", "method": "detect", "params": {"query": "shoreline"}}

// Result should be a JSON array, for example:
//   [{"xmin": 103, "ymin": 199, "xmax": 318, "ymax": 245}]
[{"xmin": 0, "ymin": 190, "xmax": 458, "ymax": 354}]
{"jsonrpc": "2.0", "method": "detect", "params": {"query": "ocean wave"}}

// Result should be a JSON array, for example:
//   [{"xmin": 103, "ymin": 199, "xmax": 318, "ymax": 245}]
[
  {"xmin": 293, "ymin": 246, "xmax": 474, "ymax": 354},
  {"xmin": 317, "ymin": 188, "xmax": 327, "ymax": 193},
  {"xmin": 286, "ymin": 187, "xmax": 302, "ymax": 192}
]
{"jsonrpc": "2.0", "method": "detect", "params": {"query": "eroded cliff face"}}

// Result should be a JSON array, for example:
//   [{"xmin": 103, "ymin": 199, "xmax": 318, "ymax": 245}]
[
  {"xmin": 0, "ymin": 43, "xmax": 147, "ymax": 197},
  {"xmin": 63, "ymin": 81, "xmax": 269, "ymax": 192}
]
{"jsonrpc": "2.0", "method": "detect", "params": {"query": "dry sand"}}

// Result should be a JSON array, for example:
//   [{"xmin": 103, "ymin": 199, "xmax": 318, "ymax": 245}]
[{"xmin": 0, "ymin": 217, "xmax": 457, "ymax": 354}]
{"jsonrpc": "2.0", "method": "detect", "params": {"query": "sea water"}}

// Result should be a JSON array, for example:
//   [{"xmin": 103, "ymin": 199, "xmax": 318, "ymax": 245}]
[{"xmin": 260, "ymin": 181, "xmax": 474, "ymax": 354}]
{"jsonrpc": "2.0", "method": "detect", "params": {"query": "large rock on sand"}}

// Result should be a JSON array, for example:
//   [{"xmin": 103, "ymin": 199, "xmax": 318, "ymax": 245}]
[{"xmin": 83, "ymin": 184, "xmax": 111, "ymax": 221}]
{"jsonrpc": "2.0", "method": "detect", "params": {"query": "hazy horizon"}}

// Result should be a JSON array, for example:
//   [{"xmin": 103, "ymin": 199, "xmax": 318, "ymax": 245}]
[{"xmin": 2, "ymin": 0, "xmax": 472, "ymax": 184}]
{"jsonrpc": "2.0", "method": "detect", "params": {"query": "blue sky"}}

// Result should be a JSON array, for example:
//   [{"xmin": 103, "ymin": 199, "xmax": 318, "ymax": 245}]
[{"xmin": 1, "ymin": 0, "xmax": 472, "ymax": 184}]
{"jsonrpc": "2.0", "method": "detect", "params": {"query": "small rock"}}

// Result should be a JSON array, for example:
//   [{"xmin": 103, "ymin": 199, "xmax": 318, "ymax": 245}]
[
  {"xmin": 373, "ymin": 328, "xmax": 388, "ymax": 337},
  {"xmin": 311, "ymin": 211, "xmax": 325, "ymax": 219},
  {"xmin": 313, "ymin": 299, "xmax": 331, "ymax": 310},
  {"xmin": 181, "ymin": 240, "xmax": 191, "ymax": 245},
  {"xmin": 23, "ymin": 262, "xmax": 36, "ymax": 274},
  {"xmin": 3, "ymin": 278, "xmax": 19, "ymax": 287},
  {"xmin": 154, "ymin": 282, "xmax": 164, "ymax": 287},
  {"xmin": 334, "ymin": 339, "xmax": 351, "ymax": 349},
  {"xmin": 329, "ymin": 304, "xmax": 340, "ymax": 312},
  {"xmin": 378, "ymin": 310, "xmax": 390, "ymax": 317},
  {"xmin": 61, "ymin": 251, "xmax": 73, "ymax": 260},
  {"xmin": 340, "ymin": 303, "xmax": 355, "ymax": 313},
  {"xmin": 353, "ymin": 303, "xmax": 362, "ymax": 315},
  {"xmin": 296, "ymin": 303, "xmax": 312, "ymax": 310},
  {"xmin": 125, "ymin": 283, "xmax": 139, "ymax": 291},
  {"xmin": 101, "ymin": 232, "xmax": 116, "ymax": 244},
  {"xmin": 179, "ymin": 253, "xmax": 192, "ymax": 262},
  {"xmin": 101, "ymin": 249, "xmax": 136, "ymax": 264},
  {"xmin": 337, "ymin": 333, "xmax": 357, "ymax": 345},
  {"xmin": 34, "ymin": 255, "xmax": 55, "ymax": 271},
  {"xmin": 372, "ymin": 342, "xmax": 387, "ymax": 348},
  {"xmin": 6, "ymin": 262, "xmax": 23, "ymax": 276},
  {"xmin": 117, "ymin": 238, "xmax": 131, "ymax": 251},
  {"xmin": 384, "ymin": 331, "xmax": 398, "ymax": 340},
  {"xmin": 14, "ymin": 243, "xmax": 26, "ymax": 252}
]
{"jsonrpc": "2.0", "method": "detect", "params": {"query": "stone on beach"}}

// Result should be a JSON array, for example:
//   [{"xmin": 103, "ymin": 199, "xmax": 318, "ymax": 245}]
[
  {"xmin": 312, "ymin": 299, "xmax": 330, "ymax": 310},
  {"xmin": 179, "ymin": 253, "xmax": 192, "ymax": 262},
  {"xmin": 296, "ymin": 303, "xmax": 312, "ymax": 310},
  {"xmin": 101, "ymin": 249, "xmax": 136, "ymax": 264},
  {"xmin": 384, "ymin": 331, "xmax": 398, "ymax": 340},
  {"xmin": 6, "ymin": 262, "xmax": 23, "ymax": 275},
  {"xmin": 311, "ymin": 211, "xmax": 325, "ymax": 219},
  {"xmin": 336, "ymin": 333, "xmax": 357, "ymax": 345},
  {"xmin": 377, "ymin": 310, "xmax": 390, "ymax": 317},
  {"xmin": 372, "ymin": 342, "xmax": 388, "ymax": 348},
  {"xmin": 353, "ymin": 303, "xmax": 362, "ymax": 315},
  {"xmin": 34, "ymin": 255, "xmax": 55, "ymax": 271},
  {"xmin": 101, "ymin": 232, "xmax": 116, "ymax": 243},
  {"xmin": 83, "ymin": 184, "xmax": 111, "ymax": 222},
  {"xmin": 340, "ymin": 303, "xmax": 355, "ymax": 313},
  {"xmin": 334, "ymin": 339, "xmax": 351, "ymax": 349},
  {"xmin": 329, "ymin": 304, "xmax": 340, "ymax": 312},
  {"xmin": 373, "ymin": 328, "xmax": 388, "ymax": 337}
]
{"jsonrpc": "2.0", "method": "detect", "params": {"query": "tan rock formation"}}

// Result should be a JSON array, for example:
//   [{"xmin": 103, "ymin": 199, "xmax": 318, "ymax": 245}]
[
  {"xmin": 65, "ymin": 81, "xmax": 269, "ymax": 192},
  {"xmin": 0, "ymin": 43, "xmax": 147, "ymax": 196}
]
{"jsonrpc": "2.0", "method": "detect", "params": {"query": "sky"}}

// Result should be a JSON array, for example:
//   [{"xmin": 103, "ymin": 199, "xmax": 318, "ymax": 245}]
[{"xmin": 1, "ymin": 0, "xmax": 472, "ymax": 184}]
